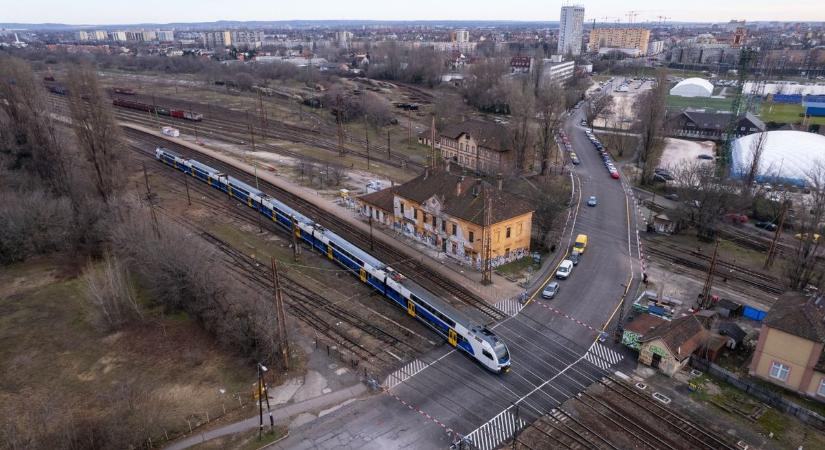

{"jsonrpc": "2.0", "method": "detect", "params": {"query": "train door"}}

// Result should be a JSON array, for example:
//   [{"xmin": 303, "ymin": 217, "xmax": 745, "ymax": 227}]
[
  {"xmin": 247, "ymin": 196, "xmax": 253, "ymax": 208},
  {"xmin": 448, "ymin": 329, "xmax": 458, "ymax": 347},
  {"xmin": 407, "ymin": 299, "xmax": 416, "ymax": 317},
  {"xmin": 326, "ymin": 244, "xmax": 333, "ymax": 260},
  {"xmin": 359, "ymin": 268, "xmax": 367, "ymax": 283}
]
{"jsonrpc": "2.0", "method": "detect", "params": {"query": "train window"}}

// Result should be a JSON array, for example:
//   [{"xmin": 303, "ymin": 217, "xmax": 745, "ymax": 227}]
[{"xmin": 482, "ymin": 350, "xmax": 493, "ymax": 360}]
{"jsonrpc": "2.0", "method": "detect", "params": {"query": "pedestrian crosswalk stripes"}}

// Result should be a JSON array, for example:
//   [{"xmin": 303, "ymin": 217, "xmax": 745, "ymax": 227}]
[
  {"xmin": 465, "ymin": 405, "xmax": 527, "ymax": 450},
  {"xmin": 494, "ymin": 297, "xmax": 524, "ymax": 317},
  {"xmin": 584, "ymin": 342, "xmax": 624, "ymax": 371},
  {"xmin": 383, "ymin": 359, "xmax": 430, "ymax": 390}
]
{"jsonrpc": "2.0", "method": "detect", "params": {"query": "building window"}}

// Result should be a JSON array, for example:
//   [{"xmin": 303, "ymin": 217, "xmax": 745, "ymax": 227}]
[
  {"xmin": 506, "ymin": 227, "xmax": 511, "ymax": 238},
  {"xmin": 413, "ymin": 208, "xmax": 417, "ymax": 220},
  {"xmin": 769, "ymin": 362, "xmax": 790, "ymax": 382},
  {"xmin": 441, "ymin": 220, "xmax": 446, "ymax": 232},
  {"xmin": 819, "ymin": 379, "xmax": 825, "ymax": 397},
  {"xmin": 451, "ymin": 242, "xmax": 457, "ymax": 254},
  {"xmin": 495, "ymin": 231, "xmax": 500, "ymax": 243},
  {"xmin": 432, "ymin": 216, "xmax": 437, "ymax": 227},
  {"xmin": 469, "ymin": 231, "xmax": 474, "ymax": 243},
  {"xmin": 451, "ymin": 223, "xmax": 457, "ymax": 236},
  {"xmin": 518, "ymin": 223, "xmax": 523, "ymax": 236},
  {"xmin": 400, "ymin": 202, "xmax": 405, "ymax": 215},
  {"xmin": 460, "ymin": 143, "xmax": 464, "ymax": 151}
]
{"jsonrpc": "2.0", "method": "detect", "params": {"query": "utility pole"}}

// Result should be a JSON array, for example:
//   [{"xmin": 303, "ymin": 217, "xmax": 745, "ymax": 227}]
[
  {"xmin": 271, "ymin": 258, "xmax": 290, "ymax": 371},
  {"xmin": 408, "ymin": 108, "xmax": 412, "ymax": 142},
  {"xmin": 369, "ymin": 216, "xmax": 375, "ymax": 251},
  {"xmin": 258, "ymin": 90, "xmax": 267, "ymax": 135},
  {"xmin": 365, "ymin": 115, "xmax": 370, "ymax": 170},
  {"xmin": 257, "ymin": 364, "xmax": 264, "ymax": 440},
  {"xmin": 387, "ymin": 129, "xmax": 391, "ymax": 160},
  {"xmin": 292, "ymin": 217, "xmax": 301, "ymax": 261},
  {"xmin": 336, "ymin": 96, "xmax": 345, "ymax": 157},
  {"xmin": 151, "ymin": 95, "xmax": 159, "ymax": 127},
  {"xmin": 430, "ymin": 114, "xmax": 436, "ymax": 168},
  {"xmin": 765, "ymin": 201, "xmax": 789, "ymax": 268},
  {"xmin": 184, "ymin": 173, "xmax": 191, "ymax": 206},
  {"xmin": 247, "ymin": 110, "xmax": 257, "ymax": 154},
  {"xmin": 481, "ymin": 196, "xmax": 493, "ymax": 285},
  {"xmin": 700, "ymin": 240, "xmax": 720, "ymax": 309}
]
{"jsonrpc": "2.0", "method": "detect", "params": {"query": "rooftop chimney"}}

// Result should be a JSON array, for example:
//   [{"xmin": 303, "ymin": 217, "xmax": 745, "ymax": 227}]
[
  {"xmin": 473, "ymin": 177, "xmax": 482, "ymax": 197},
  {"xmin": 424, "ymin": 167, "xmax": 429, "ymax": 180},
  {"xmin": 496, "ymin": 172, "xmax": 503, "ymax": 191},
  {"xmin": 456, "ymin": 176, "xmax": 465, "ymax": 196}
]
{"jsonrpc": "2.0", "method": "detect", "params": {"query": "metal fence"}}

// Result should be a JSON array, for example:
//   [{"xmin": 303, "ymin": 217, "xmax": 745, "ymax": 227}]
[{"xmin": 690, "ymin": 357, "xmax": 825, "ymax": 431}]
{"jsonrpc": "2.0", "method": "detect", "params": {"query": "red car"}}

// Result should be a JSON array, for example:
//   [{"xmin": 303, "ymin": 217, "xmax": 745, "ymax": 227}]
[{"xmin": 610, "ymin": 171, "xmax": 620, "ymax": 179}]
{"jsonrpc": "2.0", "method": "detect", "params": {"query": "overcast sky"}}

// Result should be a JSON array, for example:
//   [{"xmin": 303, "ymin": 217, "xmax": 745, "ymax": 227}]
[{"xmin": 3, "ymin": 0, "xmax": 824, "ymax": 25}]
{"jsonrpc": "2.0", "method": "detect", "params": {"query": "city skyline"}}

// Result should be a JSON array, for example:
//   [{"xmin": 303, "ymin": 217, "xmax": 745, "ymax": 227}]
[{"xmin": 3, "ymin": 0, "xmax": 825, "ymax": 26}]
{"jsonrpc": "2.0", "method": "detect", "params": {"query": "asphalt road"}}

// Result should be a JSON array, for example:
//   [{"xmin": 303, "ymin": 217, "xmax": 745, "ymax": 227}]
[{"xmin": 263, "ymin": 98, "xmax": 643, "ymax": 450}]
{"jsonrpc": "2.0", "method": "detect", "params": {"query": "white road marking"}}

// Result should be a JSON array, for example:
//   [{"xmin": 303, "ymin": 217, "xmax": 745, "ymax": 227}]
[
  {"xmin": 465, "ymin": 405, "xmax": 527, "ymax": 450},
  {"xmin": 584, "ymin": 342, "xmax": 624, "ymax": 371}
]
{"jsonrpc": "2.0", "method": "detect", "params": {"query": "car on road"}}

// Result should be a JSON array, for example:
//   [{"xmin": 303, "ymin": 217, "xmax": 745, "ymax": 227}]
[
  {"xmin": 570, "ymin": 153, "xmax": 580, "ymax": 164},
  {"xmin": 587, "ymin": 195, "xmax": 597, "ymax": 207},
  {"xmin": 664, "ymin": 193, "xmax": 679, "ymax": 201},
  {"xmin": 541, "ymin": 281, "xmax": 560, "ymax": 299},
  {"xmin": 574, "ymin": 234, "xmax": 588, "ymax": 254},
  {"xmin": 755, "ymin": 221, "xmax": 778, "ymax": 231},
  {"xmin": 795, "ymin": 233, "xmax": 821, "ymax": 242},
  {"xmin": 556, "ymin": 260, "xmax": 574, "ymax": 279},
  {"xmin": 569, "ymin": 251, "xmax": 581, "ymax": 266},
  {"xmin": 610, "ymin": 170, "xmax": 620, "ymax": 179},
  {"xmin": 697, "ymin": 154, "xmax": 714, "ymax": 160}
]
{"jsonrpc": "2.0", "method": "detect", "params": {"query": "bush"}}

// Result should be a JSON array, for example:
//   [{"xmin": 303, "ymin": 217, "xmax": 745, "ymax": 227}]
[{"xmin": 0, "ymin": 189, "xmax": 73, "ymax": 264}]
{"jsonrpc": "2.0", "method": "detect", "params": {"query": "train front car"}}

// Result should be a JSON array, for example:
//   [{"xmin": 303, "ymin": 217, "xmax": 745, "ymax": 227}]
[{"xmin": 472, "ymin": 327, "xmax": 511, "ymax": 373}]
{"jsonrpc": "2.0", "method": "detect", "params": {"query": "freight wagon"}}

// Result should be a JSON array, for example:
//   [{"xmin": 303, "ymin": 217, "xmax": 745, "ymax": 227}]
[{"xmin": 112, "ymin": 98, "xmax": 203, "ymax": 121}]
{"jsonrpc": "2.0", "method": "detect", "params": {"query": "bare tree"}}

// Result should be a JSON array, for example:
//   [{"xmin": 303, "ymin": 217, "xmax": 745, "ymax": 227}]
[
  {"xmin": 785, "ymin": 162, "xmax": 825, "ymax": 290},
  {"xmin": 462, "ymin": 58, "xmax": 509, "ymax": 113},
  {"xmin": 535, "ymin": 81, "xmax": 564, "ymax": 175},
  {"xmin": 743, "ymin": 130, "xmax": 769, "ymax": 193},
  {"xmin": 0, "ymin": 56, "xmax": 73, "ymax": 196},
  {"xmin": 637, "ymin": 68, "xmax": 669, "ymax": 185},
  {"xmin": 83, "ymin": 252, "xmax": 142, "ymax": 329},
  {"xmin": 504, "ymin": 78, "xmax": 535, "ymax": 173},
  {"xmin": 669, "ymin": 160, "xmax": 738, "ymax": 240},
  {"xmin": 66, "ymin": 64, "xmax": 125, "ymax": 203}
]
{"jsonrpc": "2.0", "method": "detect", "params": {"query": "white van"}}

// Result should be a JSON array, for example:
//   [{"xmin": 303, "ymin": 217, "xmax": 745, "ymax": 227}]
[{"xmin": 556, "ymin": 260, "xmax": 574, "ymax": 279}]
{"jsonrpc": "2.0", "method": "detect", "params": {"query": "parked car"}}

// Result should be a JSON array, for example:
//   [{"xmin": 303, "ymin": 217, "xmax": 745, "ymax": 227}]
[
  {"xmin": 542, "ymin": 281, "xmax": 560, "ymax": 299},
  {"xmin": 697, "ymin": 154, "xmax": 714, "ymax": 160},
  {"xmin": 569, "ymin": 251, "xmax": 581, "ymax": 266},
  {"xmin": 587, "ymin": 195, "xmax": 597, "ymax": 207},
  {"xmin": 795, "ymin": 233, "xmax": 821, "ymax": 242},
  {"xmin": 755, "ymin": 221, "xmax": 778, "ymax": 231},
  {"xmin": 556, "ymin": 260, "xmax": 574, "ymax": 279},
  {"xmin": 610, "ymin": 171, "xmax": 620, "ymax": 179},
  {"xmin": 570, "ymin": 153, "xmax": 580, "ymax": 164},
  {"xmin": 664, "ymin": 193, "xmax": 679, "ymax": 201}
]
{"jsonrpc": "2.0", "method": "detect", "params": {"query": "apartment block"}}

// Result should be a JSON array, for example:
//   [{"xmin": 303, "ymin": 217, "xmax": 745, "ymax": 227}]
[{"xmin": 588, "ymin": 28, "xmax": 651, "ymax": 55}]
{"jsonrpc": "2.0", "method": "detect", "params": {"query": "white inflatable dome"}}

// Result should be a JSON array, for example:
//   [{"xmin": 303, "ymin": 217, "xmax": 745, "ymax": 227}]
[
  {"xmin": 730, "ymin": 131, "xmax": 825, "ymax": 187},
  {"xmin": 669, "ymin": 77, "xmax": 714, "ymax": 98}
]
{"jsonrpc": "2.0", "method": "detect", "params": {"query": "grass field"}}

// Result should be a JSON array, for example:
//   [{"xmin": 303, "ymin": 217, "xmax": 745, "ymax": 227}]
[
  {"xmin": 759, "ymin": 102, "xmax": 825, "ymax": 125},
  {"xmin": 0, "ymin": 257, "xmax": 254, "ymax": 446},
  {"xmin": 666, "ymin": 95, "xmax": 734, "ymax": 111}
]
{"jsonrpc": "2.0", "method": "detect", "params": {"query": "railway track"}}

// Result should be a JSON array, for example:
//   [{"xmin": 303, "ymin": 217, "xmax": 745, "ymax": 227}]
[
  {"xmin": 134, "ymin": 145, "xmax": 438, "ymax": 373},
  {"xmin": 124, "ymin": 129, "xmax": 505, "ymax": 324},
  {"xmin": 643, "ymin": 239, "xmax": 783, "ymax": 295},
  {"xmin": 48, "ymin": 92, "xmax": 426, "ymax": 171},
  {"xmin": 524, "ymin": 376, "xmax": 737, "ymax": 450}
]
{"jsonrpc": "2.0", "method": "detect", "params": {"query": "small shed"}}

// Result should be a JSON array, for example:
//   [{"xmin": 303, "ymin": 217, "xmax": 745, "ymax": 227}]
[
  {"xmin": 717, "ymin": 322, "xmax": 747, "ymax": 349},
  {"xmin": 653, "ymin": 214, "xmax": 675, "ymax": 234},
  {"xmin": 714, "ymin": 298, "xmax": 742, "ymax": 318},
  {"xmin": 638, "ymin": 314, "xmax": 709, "ymax": 376},
  {"xmin": 622, "ymin": 313, "xmax": 667, "ymax": 351}
]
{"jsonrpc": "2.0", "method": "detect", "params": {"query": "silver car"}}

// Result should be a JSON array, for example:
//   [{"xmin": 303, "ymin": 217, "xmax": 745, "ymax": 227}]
[{"xmin": 542, "ymin": 281, "xmax": 560, "ymax": 299}]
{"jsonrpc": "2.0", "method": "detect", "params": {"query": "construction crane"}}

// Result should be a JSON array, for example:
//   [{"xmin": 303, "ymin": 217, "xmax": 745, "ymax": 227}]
[
  {"xmin": 625, "ymin": 11, "xmax": 639, "ymax": 25},
  {"xmin": 720, "ymin": 47, "xmax": 758, "ymax": 167},
  {"xmin": 657, "ymin": 16, "xmax": 671, "ymax": 25}
]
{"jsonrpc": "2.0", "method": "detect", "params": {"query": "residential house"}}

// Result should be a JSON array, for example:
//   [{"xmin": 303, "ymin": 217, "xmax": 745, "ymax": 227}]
[
  {"xmin": 356, "ymin": 166, "xmax": 534, "ymax": 269},
  {"xmin": 668, "ymin": 110, "xmax": 765, "ymax": 140},
  {"xmin": 749, "ymin": 293, "xmax": 825, "ymax": 402},
  {"xmin": 438, "ymin": 120, "xmax": 514, "ymax": 176}
]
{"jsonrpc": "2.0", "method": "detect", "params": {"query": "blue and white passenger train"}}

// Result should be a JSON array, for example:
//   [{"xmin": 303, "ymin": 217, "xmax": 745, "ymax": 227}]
[{"xmin": 155, "ymin": 147, "xmax": 511, "ymax": 373}]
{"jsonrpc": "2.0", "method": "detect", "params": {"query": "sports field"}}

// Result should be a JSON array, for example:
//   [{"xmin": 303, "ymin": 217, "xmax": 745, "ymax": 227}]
[
  {"xmin": 759, "ymin": 102, "xmax": 825, "ymax": 125},
  {"xmin": 666, "ymin": 95, "xmax": 734, "ymax": 111}
]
